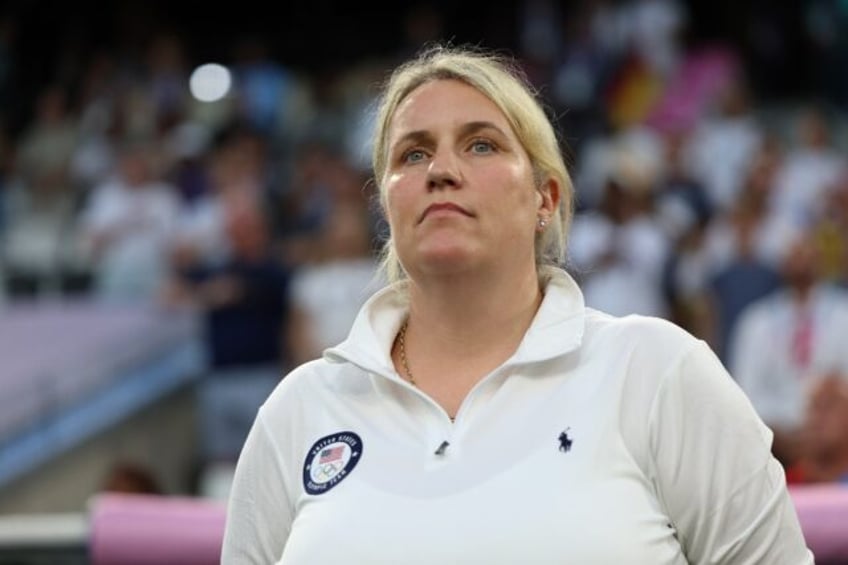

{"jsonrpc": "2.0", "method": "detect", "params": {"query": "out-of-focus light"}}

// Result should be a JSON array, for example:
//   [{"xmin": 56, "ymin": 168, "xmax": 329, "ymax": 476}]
[{"xmin": 189, "ymin": 63, "xmax": 231, "ymax": 102}]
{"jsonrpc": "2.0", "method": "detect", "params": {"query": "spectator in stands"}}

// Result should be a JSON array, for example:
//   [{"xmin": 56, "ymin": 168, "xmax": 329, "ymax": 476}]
[
  {"xmin": 168, "ymin": 121, "xmax": 274, "ymax": 277},
  {"xmin": 655, "ymin": 128, "xmax": 713, "ymax": 241},
  {"xmin": 701, "ymin": 137, "xmax": 797, "ymax": 273},
  {"xmin": 730, "ymin": 230, "xmax": 848, "ymax": 465},
  {"xmin": 786, "ymin": 373, "xmax": 848, "ymax": 484},
  {"xmin": 165, "ymin": 122, "xmax": 224, "ymax": 272},
  {"xmin": 69, "ymin": 51, "xmax": 122, "ymax": 195},
  {"xmin": 101, "ymin": 460, "xmax": 162, "ymax": 495},
  {"xmin": 12, "ymin": 84, "xmax": 78, "ymax": 195},
  {"xmin": 3, "ymin": 84, "xmax": 80, "ymax": 295},
  {"xmin": 274, "ymin": 142, "xmax": 378, "ymax": 266},
  {"xmin": 682, "ymin": 74, "xmax": 763, "ymax": 212},
  {"xmin": 813, "ymin": 171, "xmax": 848, "ymax": 285},
  {"xmin": 569, "ymin": 144, "xmax": 671, "ymax": 317},
  {"xmin": 771, "ymin": 105, "xmax": 845, "ymax": 229},
  {"xmin": 656, "ymin": 128, "xmax": 715, "ymax": 340},
  {"xmin": 287, "ymin": 200, "xmax": 384, "ymax": 366},
  {"xmin": 143, "ymin": 32, "xmax": 190, "ymax": 134},
  {"xmin": 624, "ymin": 0, "xmax": 688, "ymax": 79},
  {"xmin": 229, "ymin": 36, "xmax": 299, "ymax": 140},
  {"xmin": 166, "ymin": 201, "xmax": 289, "ymax": 370},
  {"xmin": 78, "ymin": 139, "xmax": 180, "ymax": 302},
  {"xmin": 272, "ymin": 140, "xmax": 336, "ymax": 257},
  {"xmin": 164, "ymin": 200, "xmax": 289, "ymax": 473},
  {"xmin": 704, "ymin": 144, "xmax": 787, "ymax": 360}
]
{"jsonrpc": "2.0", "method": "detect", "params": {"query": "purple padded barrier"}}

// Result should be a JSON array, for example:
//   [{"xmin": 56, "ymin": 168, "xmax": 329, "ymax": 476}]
[
  {"xmin": 790, "ymin": 484, "xmax": 848, "ymax": 563},
  {"xmin": 87, "ymin": 486, "xmax": 847, "ymax": 564},
  {"xmin": 0, "ymin": 300, "xmax": 199, "ymax": 441},
  {"xmin": 89, "ymin": 493, "xmax": 226, "ymax": 565}
]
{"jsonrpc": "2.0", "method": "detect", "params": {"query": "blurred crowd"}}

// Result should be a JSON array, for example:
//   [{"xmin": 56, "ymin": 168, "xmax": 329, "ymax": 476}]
[{"xmin": 1, "ymin": 0, "xmax": 848, "ymax": 491}]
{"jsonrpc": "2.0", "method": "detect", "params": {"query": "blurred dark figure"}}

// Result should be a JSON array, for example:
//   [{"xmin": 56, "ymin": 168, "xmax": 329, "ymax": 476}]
[
  {"xmin": 273, "ymin": 142, "xmax": 377, "ymax": 267},
  {"xmin": 164, "ymin": 201, "xmax": 290, "ymax": 480},
  {"xmin": 804, "ymin": 0, "xmax": 848, "ymax": 109},
  {"xmin": 706, "ymin": 145, "xmax": 786, "ymax": 361},
  {"xmin": 166, "ymin": 202, "xmax": 289, "ymax": 369},
  {"xmin": 101, "ymin": 461, "xmax": 162, "ymax": 495},
  {"xmin": 0, "ymin": 14, "xmax": 17, "ymax": 112},
  {"xmin": 786, "ymin": 374, "xmax": 848, "ymax": 484},
  {"xmin": 143, "ymin": 31, "xmax": 190, "ymax": 134},
  {"xmin": 397, "ymin": 3, "xmax": 445, "ymax": 63},
  {"xmin": 708, "ymin": 233, "xmax": 782, "ymax": 364},
  {"xmin": 657, "ymin": 128, "xmax": 715, "ymax": 341}
]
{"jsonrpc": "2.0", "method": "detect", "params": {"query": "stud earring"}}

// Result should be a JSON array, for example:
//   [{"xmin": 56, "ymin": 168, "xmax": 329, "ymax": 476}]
[{"xmin": 537, "ymin": 217, "xmax": 548, "ymax": 229}]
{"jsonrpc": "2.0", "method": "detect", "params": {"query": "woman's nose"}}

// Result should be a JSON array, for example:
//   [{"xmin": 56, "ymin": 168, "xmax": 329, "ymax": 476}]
[{"xmin": 426, "ymin": 150, "xmax": 462, "ymax": 191}]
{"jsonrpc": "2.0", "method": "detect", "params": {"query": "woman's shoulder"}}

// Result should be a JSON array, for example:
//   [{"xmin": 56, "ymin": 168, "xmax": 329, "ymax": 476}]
[
  {"xmin": 259, "ymin": 358, "xmax": 350, "ymax": 415},
  {"xmin": 583, "ymin": 307, "xmax": 700, "ymax": 354},
  {"xmin": 576, "ymin": 309, "xmax": 718, "ymax": 416}
]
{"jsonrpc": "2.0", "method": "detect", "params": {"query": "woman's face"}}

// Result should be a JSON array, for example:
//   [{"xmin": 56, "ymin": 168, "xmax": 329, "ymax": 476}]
[{"xmin": 382, "ymin": 79, "xmax": 552, "ymax": 280}]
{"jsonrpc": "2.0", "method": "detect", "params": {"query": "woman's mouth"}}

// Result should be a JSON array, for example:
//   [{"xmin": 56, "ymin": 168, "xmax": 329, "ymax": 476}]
[{"xmin": 419, "ymin": 202, "xmax": 474, "ymax": 223}]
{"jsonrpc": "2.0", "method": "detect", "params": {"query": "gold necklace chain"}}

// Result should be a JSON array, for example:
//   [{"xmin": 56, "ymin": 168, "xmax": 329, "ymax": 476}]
[
  {"xmin": 398, "ymin": 320, "xmax": 455, "ymax": 422},
  {"xmin": 398, "ymin": 320, "xmax": 416, "ymax": 387}
]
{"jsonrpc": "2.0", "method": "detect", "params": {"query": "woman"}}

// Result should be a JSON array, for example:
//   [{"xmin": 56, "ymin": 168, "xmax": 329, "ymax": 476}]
[{"xmin": 222, "ymin": 46, "xmax": 812, "ymax": 563}]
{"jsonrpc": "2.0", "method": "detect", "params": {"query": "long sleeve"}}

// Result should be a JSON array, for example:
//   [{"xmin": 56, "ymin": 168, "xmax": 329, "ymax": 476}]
[
  {"xmin": 648, "ymin": 340, "xmax": 813, "ymax": 564},
  {"xmin": 221, "ymin": 413, "xmax": 293, "ymax": 564}
]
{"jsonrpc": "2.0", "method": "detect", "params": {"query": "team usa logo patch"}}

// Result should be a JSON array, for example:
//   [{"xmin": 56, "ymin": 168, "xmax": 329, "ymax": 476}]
[{"xmin": 303, "ymin": 431, "xmax": 363, "ymax": 495}]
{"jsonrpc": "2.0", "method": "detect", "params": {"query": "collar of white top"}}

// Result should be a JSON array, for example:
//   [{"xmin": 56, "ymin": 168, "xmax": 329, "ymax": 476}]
[{"xmin": 324, "ymin": 269, "xmax": 586, "ymax": 376}]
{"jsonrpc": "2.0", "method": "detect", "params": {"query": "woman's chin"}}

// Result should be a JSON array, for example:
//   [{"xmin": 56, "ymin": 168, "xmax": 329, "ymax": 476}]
[{"xmin": 413, "ymin": 246, "xmax": 481, "ymax": 276}]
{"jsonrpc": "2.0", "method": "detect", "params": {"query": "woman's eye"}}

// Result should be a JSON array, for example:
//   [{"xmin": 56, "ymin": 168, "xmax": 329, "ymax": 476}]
[
  {"xmin": 470, "ymin": 140, "xmax": 495, "ymax": 154},
  {"xmin": 403, "ymin": 149, "xmax": 427, "ymax": 164}
]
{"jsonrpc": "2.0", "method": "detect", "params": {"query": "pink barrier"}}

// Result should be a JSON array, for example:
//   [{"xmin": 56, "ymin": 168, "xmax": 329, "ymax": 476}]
[
  {"xmin": 88, "ymin": 486, "xmax": 847, "ymax": 563},
  {"xmin": 790, "ymin": 484, "xmax": 848, "ymax": 563},
  {"xmin": 89, "ymin": 493, "xmax": 226, "ymax": 565}
]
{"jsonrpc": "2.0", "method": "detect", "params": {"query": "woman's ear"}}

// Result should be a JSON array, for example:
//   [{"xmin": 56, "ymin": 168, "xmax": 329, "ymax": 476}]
[{"xmin": 537, "ymin": 176, "xmax": 561, "ymax": 220}]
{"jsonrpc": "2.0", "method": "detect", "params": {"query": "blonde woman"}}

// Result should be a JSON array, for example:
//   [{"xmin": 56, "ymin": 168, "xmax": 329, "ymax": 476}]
[{"xmin": 222, "ymin": 45, "xmax": 812, "ymax": 564}]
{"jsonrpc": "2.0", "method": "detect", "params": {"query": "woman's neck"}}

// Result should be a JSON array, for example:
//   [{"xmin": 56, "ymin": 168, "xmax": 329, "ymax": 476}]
[
  {"xmin": 392, "ymin": 264, "xmax": 546, "ymax": 418},
  {"xmin": 405, "ymin": 265, "xmax": 543, "ymax": 360}
]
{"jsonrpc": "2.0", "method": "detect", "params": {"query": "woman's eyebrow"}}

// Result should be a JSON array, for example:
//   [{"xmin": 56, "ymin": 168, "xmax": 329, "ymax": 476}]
[
  {"xmin": 390, "ymin": 129, "xmax": 433, "ymax": 152},
  {"xmin": 457, "ymin": 121, "xmax": 508, "ymax": 139},
  {"xmin": 392, "ymin": 121, "xmax": 507, "ymax": 150}
]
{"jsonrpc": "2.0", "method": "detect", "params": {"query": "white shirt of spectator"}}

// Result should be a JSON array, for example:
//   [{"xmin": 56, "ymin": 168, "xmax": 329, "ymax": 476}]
[
  {"xmin": 729, "ymin": 284, "xmax": 848, "ymax": 428},
  {"xmin": 80, "ymin": 177, "xmax": 179, "ymax": 301}
]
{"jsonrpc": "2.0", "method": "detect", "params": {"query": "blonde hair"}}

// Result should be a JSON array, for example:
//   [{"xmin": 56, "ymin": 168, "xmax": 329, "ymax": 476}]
[{"xmin": 371, "ymin": 45, "xmax": 574, "ymax": 284}]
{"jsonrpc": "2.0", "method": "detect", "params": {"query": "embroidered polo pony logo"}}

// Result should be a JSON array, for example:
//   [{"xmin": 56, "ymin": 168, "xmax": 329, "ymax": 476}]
[{"xmin": 558, "ymin": 428, "xmax": 573, "ymax": 453}]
